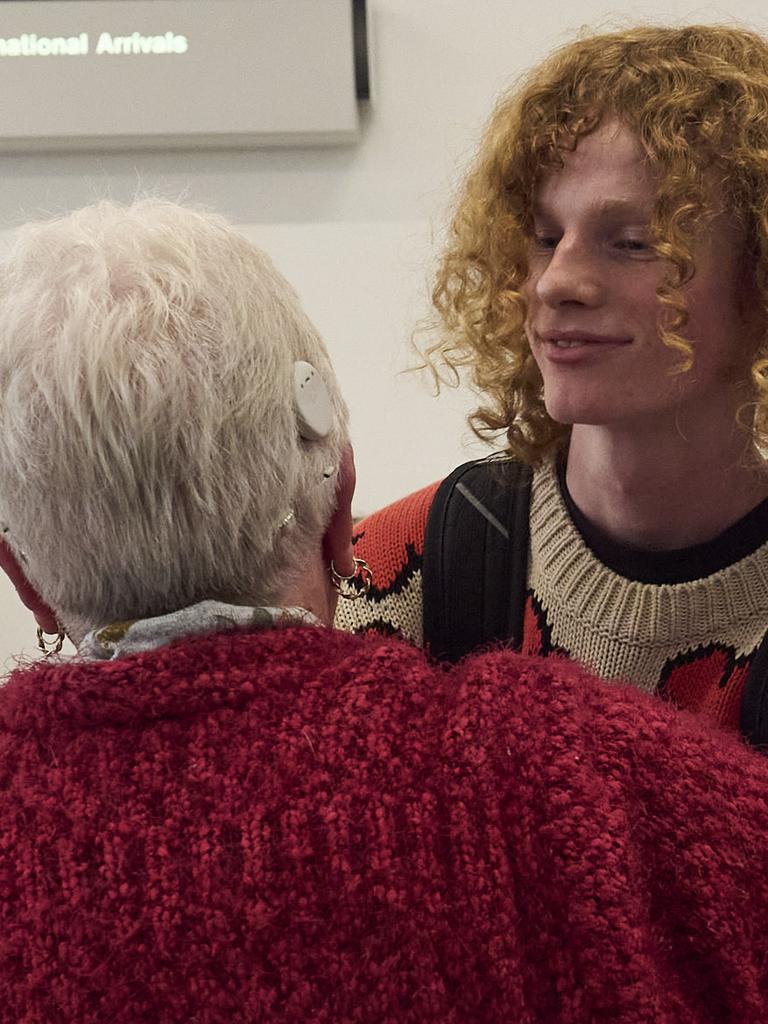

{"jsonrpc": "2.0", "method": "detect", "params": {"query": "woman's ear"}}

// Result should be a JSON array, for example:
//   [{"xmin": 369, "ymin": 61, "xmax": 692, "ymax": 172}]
[
  {"xmin": 0, "ymin": 538, "xmax": 59, "ymax": 633},
  {"xmin": 322, "ymin": 443, "xmax": 356, "ymax": 576}
]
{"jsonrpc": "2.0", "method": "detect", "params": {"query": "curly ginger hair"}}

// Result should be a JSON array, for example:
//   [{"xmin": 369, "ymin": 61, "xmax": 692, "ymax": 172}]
[{"xmin": 426, "ymin": 24, "xmax": 768, "ymax": 463}]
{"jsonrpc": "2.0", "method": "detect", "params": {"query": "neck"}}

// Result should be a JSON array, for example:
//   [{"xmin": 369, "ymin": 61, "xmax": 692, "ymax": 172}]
[
  {"xmin": 566, "ymin": 416, "xmax": 768, "ymax": 551},
  {"xmin": 278, "ymin": 550, "xmax": 336, "ymax": 626},
  {"xmin": 70, "ymin": 552, "xmax": 335, "ymax": 653}
]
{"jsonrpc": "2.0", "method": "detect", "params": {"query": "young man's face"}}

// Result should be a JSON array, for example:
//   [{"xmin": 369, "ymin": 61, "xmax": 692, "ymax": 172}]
[{"xmin": 523, "ymin": 119, "xmax": 755, "ymax": 433}]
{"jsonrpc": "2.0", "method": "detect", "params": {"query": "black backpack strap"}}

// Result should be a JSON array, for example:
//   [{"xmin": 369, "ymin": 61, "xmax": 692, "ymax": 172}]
[
  {"xmin": 740, "ymin": 634, "xmax": 768, "ymax": 749},
  {"xmin": 422, "ymin": 457, "xmax": 532, "ymax": 663}
]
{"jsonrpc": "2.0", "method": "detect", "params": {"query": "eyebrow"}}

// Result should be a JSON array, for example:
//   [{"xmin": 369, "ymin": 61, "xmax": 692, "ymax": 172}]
[{"xmin": 532, "ymin": 197, "xmax": 653, "ymax": 220}]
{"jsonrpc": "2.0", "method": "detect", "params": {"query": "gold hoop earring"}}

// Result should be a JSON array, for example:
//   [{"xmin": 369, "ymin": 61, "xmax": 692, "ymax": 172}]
[
  {"xmin": 37, "ymin": 626, "xmax": 65, "ymax": 656},
  {"xmin": 330, "ymin": 558, "xmax": 373, "ymax": 601}
]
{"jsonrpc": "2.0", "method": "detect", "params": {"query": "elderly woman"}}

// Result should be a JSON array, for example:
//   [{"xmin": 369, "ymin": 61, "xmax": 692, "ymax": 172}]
[{"xmin": 1, "ymin": 200, "xmax": 768, "ymax": 1023}]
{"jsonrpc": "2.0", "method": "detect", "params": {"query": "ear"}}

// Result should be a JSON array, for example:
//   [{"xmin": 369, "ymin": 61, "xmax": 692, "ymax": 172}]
[
  {"xmin": 0, "ymin": 538, "xmax": 59, "ymax": 633},
  {"xmin": 322, "ymin": 443, "xmax": 356, "ymax": 576}
]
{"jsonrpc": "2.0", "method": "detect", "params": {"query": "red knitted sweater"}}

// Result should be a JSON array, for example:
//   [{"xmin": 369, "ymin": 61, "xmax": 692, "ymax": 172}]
[{"xmin": 1, "ymin": 625, "xmax": 767, "ymax": 1023}]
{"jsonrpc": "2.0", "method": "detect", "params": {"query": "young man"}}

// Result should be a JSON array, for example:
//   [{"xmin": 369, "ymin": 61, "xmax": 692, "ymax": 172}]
[{"xmin": 337, "ymin": 24, "xmax": 768, "ymax": 742}]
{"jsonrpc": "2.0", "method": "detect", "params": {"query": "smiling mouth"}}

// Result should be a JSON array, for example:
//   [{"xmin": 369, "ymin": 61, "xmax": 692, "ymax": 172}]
[{"xmin": 540, "ymin": 333, "xmax": 632, "ymax": 348}]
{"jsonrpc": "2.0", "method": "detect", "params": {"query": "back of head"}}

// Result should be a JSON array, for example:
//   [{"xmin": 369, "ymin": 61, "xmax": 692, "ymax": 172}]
[
  {"xmin": 0, "ymin": 199, "xmax": 348, "ymax": 627},
  {"xmin": 431, "ymin": 24, "xmax": 768, "ymax": 460}
]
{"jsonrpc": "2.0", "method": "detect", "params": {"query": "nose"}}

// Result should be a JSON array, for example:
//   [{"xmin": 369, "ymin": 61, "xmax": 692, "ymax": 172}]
[{"xmin": 534, "ymin": 239, "xmax": 605, "ymax": 308}]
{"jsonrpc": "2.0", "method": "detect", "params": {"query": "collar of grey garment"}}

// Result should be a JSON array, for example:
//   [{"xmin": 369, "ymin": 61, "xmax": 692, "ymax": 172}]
[{"xmin": 79, "ymin": 599, "xmax": 320, "ymax": 661}]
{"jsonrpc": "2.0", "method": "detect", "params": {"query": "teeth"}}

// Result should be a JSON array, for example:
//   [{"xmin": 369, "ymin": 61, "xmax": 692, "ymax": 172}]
[{"xmin": 554, "ymin": 339, "xmax": 585, "ymax": 348}]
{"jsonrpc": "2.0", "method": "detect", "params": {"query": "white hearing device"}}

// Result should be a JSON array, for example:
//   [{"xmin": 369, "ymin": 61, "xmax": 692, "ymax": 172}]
[{"xmin": 293, "ymin": 361, "xmax": 333, "ymax": 440}]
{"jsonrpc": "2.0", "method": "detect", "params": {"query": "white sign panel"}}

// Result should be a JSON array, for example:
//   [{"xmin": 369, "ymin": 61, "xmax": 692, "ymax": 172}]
[{"xmin": 0, "ymin": 0, "xmax": 361, "ymax": 150}]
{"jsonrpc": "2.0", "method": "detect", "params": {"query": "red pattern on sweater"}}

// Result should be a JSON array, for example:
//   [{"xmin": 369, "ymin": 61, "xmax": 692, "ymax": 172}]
[
  {"xmin": 1, "ymin": 626, "xmax": 768, "ymax": 1022},
  {"xmin": 353, "ymin": 480, "xmax": 439, "ymax": 594},
  {"xmin": 659, "ymin": 647, "xmax": 749, "ymax": 730}
]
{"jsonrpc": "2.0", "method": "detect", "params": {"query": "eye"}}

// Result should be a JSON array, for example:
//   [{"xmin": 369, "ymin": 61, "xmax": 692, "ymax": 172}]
[
  {"xmin": 615, "ymin": 237, "xmax": 655, "ymax": 256},
  {"xmin": 531, "ymin": 233, "xmax": 560, "ymax": 252}
]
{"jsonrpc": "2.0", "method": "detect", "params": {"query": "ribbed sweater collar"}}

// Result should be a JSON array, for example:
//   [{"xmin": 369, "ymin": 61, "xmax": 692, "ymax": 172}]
[{"xmin": 530, "ymin": 462, "xmax": 768, "ymax": 660}]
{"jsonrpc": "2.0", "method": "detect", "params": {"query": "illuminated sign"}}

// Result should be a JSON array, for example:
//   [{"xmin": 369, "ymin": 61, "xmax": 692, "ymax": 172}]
[{"xmin": 0, "ymin": 32, "xmax": 189, "ymax": 56}]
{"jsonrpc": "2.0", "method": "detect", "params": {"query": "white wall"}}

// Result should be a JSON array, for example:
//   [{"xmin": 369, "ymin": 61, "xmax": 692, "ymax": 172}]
[{"xmin": 1, "ymin": 0, "xmax": 766, "ymax": 664}]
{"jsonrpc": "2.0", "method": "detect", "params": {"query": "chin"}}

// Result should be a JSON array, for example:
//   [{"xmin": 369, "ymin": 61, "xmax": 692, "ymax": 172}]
[
  {"xmin": 544, "ymin": 403, "xmax": 601, "ymax": 426},
  {"xmin": 543, "ymin": 392, "xmax": 619, "ymax": 427}
]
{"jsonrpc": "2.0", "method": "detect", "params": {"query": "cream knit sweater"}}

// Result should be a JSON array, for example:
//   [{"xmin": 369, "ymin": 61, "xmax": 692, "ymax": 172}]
[
  {"xmin": 336, "ymin": 463, "xmax": 768, "ymax": 725},
  {"xmin": 527, "ymin": 463, "xmax": 768, "ymax": 691}
]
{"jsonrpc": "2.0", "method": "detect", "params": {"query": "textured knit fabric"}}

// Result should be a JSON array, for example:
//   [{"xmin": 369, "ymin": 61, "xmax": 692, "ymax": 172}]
[
  {"xmin": 337, "ymin": 479, "xmax": 439, "ymax": 645},
  {"xmin": 2, "ymin": 625, "xmax": 768, "ymax": 1023},
  {"xmin": 525, "ymin": 462, "xmax": 768, "ymax": 725},
  {"xmin": 335, "ymin": 463, "xmax": 768, "ymax": 731}
]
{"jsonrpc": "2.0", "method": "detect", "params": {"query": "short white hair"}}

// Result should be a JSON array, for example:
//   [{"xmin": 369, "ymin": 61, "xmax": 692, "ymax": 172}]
[{"xmin": 0, "ymin": 199, "xmax": 348, "ymax": 626}]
